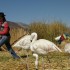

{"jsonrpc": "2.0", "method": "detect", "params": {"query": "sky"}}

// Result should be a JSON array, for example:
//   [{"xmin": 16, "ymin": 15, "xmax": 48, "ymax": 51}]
[{"xmin": 0, "ymin": 0, "xmax": 70, "ymax": 25}]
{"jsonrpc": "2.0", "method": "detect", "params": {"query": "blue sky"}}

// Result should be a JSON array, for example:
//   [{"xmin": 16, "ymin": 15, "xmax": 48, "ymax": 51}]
[{"xmin": 0, "ymin": 0, "xmax": 70, "ymax": 25}]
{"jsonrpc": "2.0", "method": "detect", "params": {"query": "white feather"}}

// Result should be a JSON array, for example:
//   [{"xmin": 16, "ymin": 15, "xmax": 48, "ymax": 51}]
[
  {"xmin": 30, "ymin": 39, "xmax": 62, "ymax": 54},
  {"xmin": 55, "ymin": 35, "xmax": 61, "ymax": 41},
  {"xmin": 13, "ymin": 35, "xmax": 31, "ymax": 49},
  {"xmin": 30, "ymin": 32, "xmax": 62, "ymax": 54}
]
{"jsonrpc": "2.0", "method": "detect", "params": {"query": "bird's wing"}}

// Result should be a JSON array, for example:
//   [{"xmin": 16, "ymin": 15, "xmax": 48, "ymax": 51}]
[
  {"xmin": 13, "ymin": 35, "xmax": 31, "ymax": 47},
  {"xmin": 31, "ymin": 39, "xmax": 61, "ymax": 52}
]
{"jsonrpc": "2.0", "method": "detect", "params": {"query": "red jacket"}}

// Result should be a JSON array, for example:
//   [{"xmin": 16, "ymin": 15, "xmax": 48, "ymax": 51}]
[{"xmin": 0, "ymin": 22, "xmax": 10, "ymax": 35}]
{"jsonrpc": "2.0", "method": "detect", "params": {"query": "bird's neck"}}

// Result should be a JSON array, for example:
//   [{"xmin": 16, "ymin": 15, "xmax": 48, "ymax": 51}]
[
  {"xmin": 31, "ymin": 34, "xmax": 37, "ymax": 43},
  {"xmin": 32, "ymin": 36, "xmax": 37, "ymax": 43}
]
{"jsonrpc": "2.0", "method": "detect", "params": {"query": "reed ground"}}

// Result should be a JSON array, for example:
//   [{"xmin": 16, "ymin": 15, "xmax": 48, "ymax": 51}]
[{"xmin": 0, "ymin": 48, "xmax": 70, "ymax": 70}]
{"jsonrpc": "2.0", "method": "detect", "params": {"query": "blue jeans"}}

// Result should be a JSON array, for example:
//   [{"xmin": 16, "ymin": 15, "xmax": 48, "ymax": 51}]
[{"xmin": 0, "ymin": 35, "xmax": 20, "ymax": 59}]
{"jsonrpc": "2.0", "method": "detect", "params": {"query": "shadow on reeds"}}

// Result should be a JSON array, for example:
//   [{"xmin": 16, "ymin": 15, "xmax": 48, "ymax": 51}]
[{"xmin": 20, "ymin": 55, "xmax": 29, "ymax": 58}]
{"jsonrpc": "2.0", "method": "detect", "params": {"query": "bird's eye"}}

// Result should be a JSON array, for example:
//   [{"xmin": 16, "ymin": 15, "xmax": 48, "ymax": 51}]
[{"xmin": 30, "ymin": 40, "xmax": 32, "ymax": 42}]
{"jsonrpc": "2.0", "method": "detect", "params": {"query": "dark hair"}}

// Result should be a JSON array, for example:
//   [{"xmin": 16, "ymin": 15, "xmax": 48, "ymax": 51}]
[{"xmin": 0, "ymin": 12, "xmax": 6, "ymax": 22}]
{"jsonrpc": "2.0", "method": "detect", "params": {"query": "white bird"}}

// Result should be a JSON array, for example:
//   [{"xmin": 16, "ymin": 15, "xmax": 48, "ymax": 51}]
[
  {"xmin": 13, "ymin": 34, "xmax": 31, "ymax": 70},
  {"xmin": 55, "ymin": 34, "xmax": 70, "ymax": 53},
  {"xmin": 64, "ymin": 43, "xmax": 70, "ymax": 53},
  {"xmin": 30, "ymin": 32, "xmax": 62, "ymax": 70}
]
